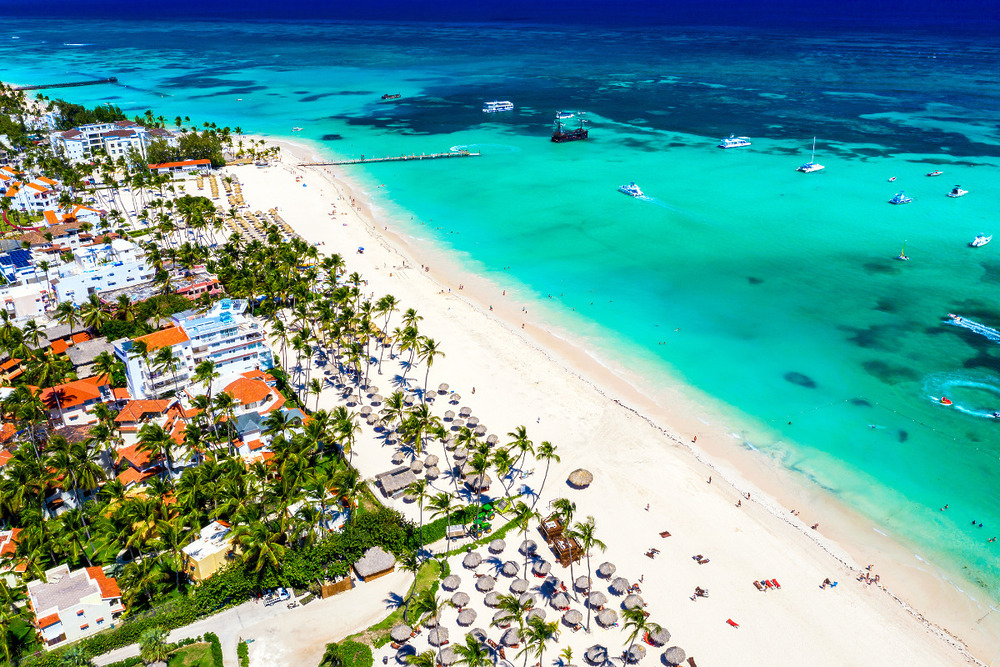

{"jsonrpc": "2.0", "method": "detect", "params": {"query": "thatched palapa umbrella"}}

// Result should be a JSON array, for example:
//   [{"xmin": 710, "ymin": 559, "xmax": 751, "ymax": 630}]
[
  {"xmin": 526, "ymin": 608, "xmax": 546, "ymax": 622},
  {"xmin": 451, "ymin": 591, "xmax": 470, "ymax": 607},
  {"xmin": 662, "ymin": 647, "xmax": 686, "ymax": 666},
  {"xmin": 425, "ymin": 466, "xmax": 440, "ymax": 479},
  {"xmin": 510, "ymin": 578, "xmax": 529, "ymax": 594},
  {"xmin": 450, "ymin": 393, "xmax": 461, "ymax": 403},
  {"xmin": 466, "ymin": 416, "xmax": 480, "ymax": 427},
  {"xmin": 623, "ymin": 594, "xmax": 644, "ymax": 610},
  {"xmin": 500, "ymin": 629, "xmax": 521, "ymax": 646},
  {"xmin": 442, "ymin": 574, "xmax": 461, "ymax": 591},
  {"xmin": 453, "ymin": 447, "xmax": 468, "ymax": 461},
  {"xmin": 459, "ymin": 406, "xmax": 472, "ymax": 417},
  {"xmin": 428, "ymin": 628, "xmax": 449, "ymax": 646},
  {"xmin": 451, "ymin": 419, "xmax": 466, "ymax": 430},
  {"xmin": 648, "ymin": 627, "xmax": 671, "ymax": 647},
  {"xmin": 597, "ymin": 562, "xmax": 616, "ymax": 578},
  {"xmin": 550, "ymin": 592, "xmax": 570, "ymax": 609},
  {"xmin": 390, "ymin": 624, "xmax": 412, "ymax": 642},
  {"xmin": 588, "ymin": 591, "xmax": 607, "ymax": 608},
  {"xmin": 425, "ymin": 454, "xmax": 439, "ymax": 467},
  {"xmin": 595, "ymin": 609, "xmax": 618, "ymax": 627},
  {"xmin": 483, "ymin": 591, "xmax": 500, "ymax": 607},
  {"xmin": 469, "ymin": 628, "xmax": 488, "ymax": 643},
  {"xmin": 474, "ymin": 425, "xmax": 488, "ymax": 436},
  {"xmin": 410, "ymin": 460, "xmax": 424, "ymax": 474},
  {"xmin": 391, "ymin": 452, "xmax": 405, "ymax": 465},
  {"xmin": 609, "ymin": 577, "xmax": 629, "ymax": 595},
  {"xmin": 562, "ymin": 609, "xmax": 583, "ymax": 626},
  {"xmin": 519, "ymin": 592, "xmax": 536, "ymax": 607},
  {"xmin": 493, "ymin": 609, "xmax": 512, "ymax": 626},
  {"xmin": 487, "ymin": 434, "xmax": 499, "ymax": 445},
  {"xmin": 501, "ymin": 561, "xmax": 519, "ymax": 577},
  {"xmin": 624, "ymin": 645, "xmax": 646, "ymax": 663},
  {"xmin": 532, "ymin": 560, "xmax": 551, "ymax": 577},
  {"xmin": 585, "ymin": 645, "xmax": 608, "ymax": 665},
  {"xmin": 438, "ymin": 647, "xmax": 457, "ymax": 666},
  {"xmin": 438, "ymin": 383, "xmax": 450, "ymax": 394},
  {"xmin": 568, "ymin": 468, "xmax": 594, "ymax": 489},
  {"xmin": 424, "ymin": 615, "xmax": 439, "ymax": 628},
  {"xmin": 519, "ymin": 539, "xmax": 537, "ymax": 555},
  {"xmin": 444, "ymin": 410, "xmax": 456, "ymax": 421},
  {"xmin": 575, "ymin": 575, "xmax": 591, "ymax": 591},
  {"xmin": 457, "ymin": 609, "xmax": 477, "ymax": 626},
  {"xmin": 463, "ymin": 552, "xmax": 482, "ymax": 569},
  {"xmin": 476, "ymin": 575, "xmax": 496, "ymax": 592},
  {"xmin": 489, "ymin": 538, "xmax": 505, "ymax": 554}
]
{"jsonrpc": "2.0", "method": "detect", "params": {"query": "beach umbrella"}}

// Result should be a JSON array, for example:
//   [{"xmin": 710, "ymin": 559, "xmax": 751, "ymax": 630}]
[
  {"xmin": 475, "ymin": 425, "xmax": 488, "ymax": 436},
  {"xmin": 451, "ymin": 591, "xmax": 470, "ymax": 607},
  {"xmin": 526, "ymin": 608, "xmax": 546, "ymax": 622},
  {"xmin": 428, "ymin": 628, "xmax": 449, "ymax": 646},
  {"xmin": 372, "ymin": 394, "xmax": 384, "ymax": 404},
  {"xmin": 562, "ymin": 609, "xmax": 583, "ymax": 626},
  {"xmin": 465, "ymin": 474, "xmax": 491, "ymax": 491},
  {"xmin": 519, "ymin": 540, "xmax": 537, "ymax": 555},
  {"xmin": 410, "ymin": 460, "xmax": 424, "ymax": 474},
  {"xmin": 457, "ymin": 609, "xmax": 477, "ymax": 626},
  {"xmin": 568, "ymin": 469, "xmax": 594, "ymax": 489},
  {"xmin": 585, "ymin": 645, "xmax": 608, "ymax": 665},
  {"xmin": 595, "ymin": 609, "xmax": 618, "ymax": 628},
  {"xmin": 391, "ymin": 451, "xmax": 405, "ymax": 465},
  {"xmin": 451, "ymin": 418, "xmax": 466, "ymax": 430},
  {"xmin": 588, "ymin": 591, "xmax": 608, "ymax": 608},
  {"xmin": 648, "ymin": 627, "xmax": 671, "ymax": 647},
  {"xmin": 425, "ymin": 465, "xmax": 440, "ymax": 479},
  {"xmin": 609, "ymin": 577, "xmax": 629, "ymax": 595},
  {"xmin": 575, "ymin": 576, "xmax": 591, "ymax": 592},
  {"xmin": 425, "ymin": 454, "xmax": 439, "ymax": 467},
  {"xmin": 597, "ymin": 562, "xmax": 616, "ymax": 578},
  {"xmin": 484, "ymin": 591, "xmax": 501, "ymax": 607},
  {"xmin": 469, "ymin": 628, "xmax": 488, "ymax": 643},
  {"xmin": 551, "ymin": 592, "xmax": 570, "ymax": 609},
  {"xmin": 396, "ymin": 645, "xmax": 416, "ymax": 663},
  {"xmin": 444, "ymin": 410, "xmax": 456, "ymax": 421},
  {"xmin": 404, "ymin": 394, "xmax": 415, "ymax": 406},
  {"xmin": 518, "ymin": 592, "xmax": 536, "ymax": 607},
  {"xmin": 466, "ymin": 416, "xmax": 480, "ymax": 427},
  {"xmin": 463, "ymin": 552, "xmax": 483, "ymax": 569},
  {"xmin": 622, "ymin": 594, "xmax": 644, "ymax": 610},
  {"xmin": 500, "ymin": 629, "xmax": 521, "ymax": 646},
  {"xmin": 624, "ymin": 645, "xmax": 646, "ymax": 663},
  {"xmin": 510, "ymin": 578, "xmax": 529, "ymax": 594},
  {"xmin": 450, "ymin": 393, "xmax": 461, "ymax": 403},
  {"xmin": 487, "ymin": 434, "xmax": 499, "ymax": 445},
  {"xmin": 439, "ymin": 383, "xmax": 450, "ymax": 393},
  {"xmin": 532, "ymin": 560, "xmax": 551, "ymax": 576},
  {"xmin": 493, "ymin": 609, "xmax": 512, "ymax": 626},
  {"xmin": 501, "ymin": 561, "xmax": 519, "ymax": 577},
  {"xmin": 424, "ymin": 616, "xmax": 440, "ymax": 628},
  {"xmin": 390, "ymin": 624, "xmax": 412, "ymax": 642},
  {"xmin": 438, "ymin": 647, "xmax": 457, "ymax": 666},
  {"xmin": 662, "ymin": 647, "xmax": 685, "ymax": 666},
  {"xmin": 442, "ymin": 575, "xmax": 461, "ymax": 591},
  {"xmin": 489, "ymin": 538, "xmax": 505, "ymax": 554},
  {"xmin": 460, "ymin": 407, "xmax": 472, "ymax": 417},
  {"xmin": 476, "ymin": 576, "xmax": 496, "ymax": 592},
  {"xmin": 360, "ymin": 406, "xmax": 373, "ymax": 415},
  {"xmin": 460, "ymin": 462, "xmax": 477, "ymax": 477},
  {"xmin": 453, "ymin": 447, "xmax": 468, "ymax": 461}
]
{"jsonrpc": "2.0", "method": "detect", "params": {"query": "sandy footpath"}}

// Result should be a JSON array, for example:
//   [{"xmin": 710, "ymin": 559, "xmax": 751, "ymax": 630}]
[{"xmin": 218, "ymin": 137, "xmax": 989, "ymax": 665}]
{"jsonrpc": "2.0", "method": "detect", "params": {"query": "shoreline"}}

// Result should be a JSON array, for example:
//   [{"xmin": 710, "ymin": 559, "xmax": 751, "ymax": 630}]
[{"xmin": 232, "ymin": 134, "xmax": 995, "ymax": 663}]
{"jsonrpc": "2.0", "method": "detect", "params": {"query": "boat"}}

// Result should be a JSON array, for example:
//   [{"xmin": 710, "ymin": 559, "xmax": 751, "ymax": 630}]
[
  {"xmin": 888, "ymin": 176, "xmax": 896, "ymax": 182},
  {"xmin": 556, "ymin": 111, "xmax": 575, "ymax": 120},
  {"xmin": 483, "ymin": 100, "xmax": 514, "ymax": 113},
  {"xmin": 970, "ymin": 234, "xmax": 992, "ymax": 247},
  {"xmin": 889, "ymin": 191, "xmax": 912, "ymax": 205},
  {"xmin": 927, "ymin": 169, "xmax": 943, "ymax": 177},
  {"xmin": 947, "ymin": 185, "xmax": 968, "ymax": 198},
  {"xmin": 940, "ymin": 397, "xmax": 953, "ymax": 406},
  {"xmin": 946, "ymin": 313, "xmax": 1000, "ymax": 343},
  {"xmin": 617, "ymin": 182, "xmax": 645, "ymax": 198},
  {"xmin": 797, "ymin": 137, "xmax": 825, "ymax": 172},
  {"xmin": 381, "ymin": 93, "xmax": 402, "ymax": 100},
  {"xmin": 718, "ymin": 135, "xmax": 751, "ymax": 149},
  {"xmin": 292, "ymin": 127, "xmax": 303, "ymax": 132},
  {"xmin": 896, "ymin": 241, "xmax": 909, "ymax": 261},
  {"xmin": 552, "ymin": 112, "xmax": 589, "ymax": 143}
]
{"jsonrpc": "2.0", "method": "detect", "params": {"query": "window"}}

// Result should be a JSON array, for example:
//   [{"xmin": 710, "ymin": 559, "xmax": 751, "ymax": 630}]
[
  {"xmin": 80, "ymin": 624, "xmax": 89, "ymax": 630},
  {"xmin": 96, "ymin": 618, "xmax": 105, "ymax": 626},
  {"xmin": 76, "ymin": 610, "xmax": 84, "ymax": 616}
]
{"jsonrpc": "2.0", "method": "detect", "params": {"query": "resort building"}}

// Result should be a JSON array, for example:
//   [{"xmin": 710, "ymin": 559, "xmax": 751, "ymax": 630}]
[
  {"xmin": 49, "ymin": 121, "xmax": 178, "ymax": 162},
  {"xmin": 26, "ymin": 564, "xmax": 124, "ymax": 649},
  {"xmin": 114, "ymin": 299, "xmax": 273, "ymax": 400},
  {"xmin": 0, "ymin": 282, "xmax": 49, "ymax": 320},
  {"xmin": 148, "ymin": 159, "xmax": 212, "ymax": 175},
  {"xmin": 0, "ymin": 528, "xmax": 23, "ymax": 585},
  {"xmin": 51, "ymin": 239, "xmax": 154, "ymax": 306},
  {"xmin": 182, "ymin": 520, "xmax": 236, "ymax": 582},
  {"xmin": 2, "ymin": 175, "xmax": 60, "ymax": 213},
  {"xmin": 38, "ymin": 376, "xmax": 112, "ymax": 427}
]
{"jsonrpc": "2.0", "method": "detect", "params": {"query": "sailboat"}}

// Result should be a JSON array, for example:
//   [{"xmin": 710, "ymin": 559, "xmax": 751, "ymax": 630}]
[
  {"xmin": 896, "ymin": 240, "xmax": 909, "ymax": 261},
  {"xmin": 797, "ymin": 137, "xmax": 825, "ymax": 173}
]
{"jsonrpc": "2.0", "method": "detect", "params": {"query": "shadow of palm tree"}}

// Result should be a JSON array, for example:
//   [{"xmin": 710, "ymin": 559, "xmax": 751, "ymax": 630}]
[{"xmin": 385, "ymin": 591, "xmax": 406, "ymax": 610}]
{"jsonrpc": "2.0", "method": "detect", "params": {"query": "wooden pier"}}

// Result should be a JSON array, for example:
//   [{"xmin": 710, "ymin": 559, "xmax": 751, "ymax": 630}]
[
  {"xmin": 303, "ymin": 150, "xmax": 480, "ymax": 166},
  {"xmin": 14, "ymin": 77, "xmax": 118, "ymax": 91}
]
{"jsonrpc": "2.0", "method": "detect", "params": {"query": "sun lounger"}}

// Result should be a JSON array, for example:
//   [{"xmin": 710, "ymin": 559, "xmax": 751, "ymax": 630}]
[
  {"xmin": 487, "ymin": 640, "xmax": 498, "ymax": 649},
  {"xmin": 753, "ymin": 580, "xmax": 764, "ymax": 592},
  {"xmin": 697, "ymin": 558, "xmax": 710, "ymax": 565},
  {"xmin": 763, "ymin": 580, "xmax": 773, "ymax": 589},
  {"xmin": 770, "ymin": 579, "xmax": 781, "ymax": 589},
  {"xmin": 687, "ymin": 658, "xmax": 697, "ymax": 667},
  {"xmin": 659, "ymin": 531, "xmax": 671, "ymax": 538},
  {"xmin": 726, "ymin": 619, "xmax": 740, "ymax": 628}
]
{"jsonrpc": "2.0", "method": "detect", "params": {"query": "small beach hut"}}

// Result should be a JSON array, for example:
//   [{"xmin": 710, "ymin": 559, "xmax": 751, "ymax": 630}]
[
  {"xmin": 353, "ymin": 546, "xmax": 396, "ymax": 582},
  {"xmin": 575, "ymin": 576, "xmax": 591, "ymax": 592},
  {"xmin": 662, "ymin": 647, "xmax": 686, "ymax": 666},
  {"xmin": 562, "ymin": 609, "xmax": 583, "ymax": 627},
  {"xmin": 551, "ymin": 592, "xmax": 570, "ymax": 610},
  {"xmin": 457, "ymin": 609, "xmax": 477, "ymax": 626},
  {"xmin": 442, "ymin": 574, "xmax": 461, "ymax": 591},
  {"xmin": 588, "ymin": 591, "xmax": 608, "ymax": 608},
  {"xmin": 609, "ymin": 577, "xmax": 629, "ymax": 595},
  {"xmin": 501, "ymin": 561, "xmax": 519, "ymax": 577},
  {"xmin": 489, "ymin": 538, "xmax": 506, "ymax": 553},
  {"xmin": 476, "ymin": 575, "xmax": 496, "ymax": 592},
  {"xmin": 623, "ymin": 594, "xmax": 644, "ymax": 610},
  {"xmin": 532, "ymin": 560, "xmax": 552, "ymax": 577},
  {"xmin": 568, "ymin": 468, "xmax": 594, "ymax": 489},
  {"xmin": 451, "ymin": 591, "xmax": 470, "ymax": 607},
  {"xmin": 463, "ymin": 552, "xmax": 483, "ymax": 569},
  {"xmin": 597, "ymin": 562, "xmax": 616, "ymax": 578},
  {"xmin": 376, "ymin": 466, "xmax": 417, "ymax": 498},
  {"xmin": 647, "ymin": 627, "xmax": 671, "ymax": 647},
  {"xmin": 428, "ymin": 628, "xmax": 449, "ymax": 647},
  {"xmin": 519, "ymin": 539, "xmax": 537, "ymax": 554},
  {"xmin": 585, "ymin": 645, "xmax": 608, "ymax": 665},
  {"xmin": 510, "ymin": 578, "xmax": 529, "ymax": 594},
  {"xmin": 596, "ymin": 609, "xmax": 618, "ymax": 627},
  {"xmin": 625, "ymin": 645, "xmax": 646, "ymax": 663},
  {"xmin": 484, "ymin": 591, "xmax": 500, "ymax": 607},
  {"xmin": 438, "ymin": 647, "xmax": 457, "ymax": 666},
  {"xmin": 390, "ymin": 624, "xmax": 412, "ymax": 643}
]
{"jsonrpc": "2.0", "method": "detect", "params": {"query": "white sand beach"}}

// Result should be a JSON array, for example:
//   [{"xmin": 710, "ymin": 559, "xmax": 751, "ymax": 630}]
[{"xmin": 218, "ymin": 137, "xmax": 992, "ymax": 666}]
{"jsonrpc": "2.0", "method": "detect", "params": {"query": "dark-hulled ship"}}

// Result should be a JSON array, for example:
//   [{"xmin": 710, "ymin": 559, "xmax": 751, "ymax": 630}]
[{"xmin": 551, "ymin": 112, "xmax": 588, "ymax": 142}]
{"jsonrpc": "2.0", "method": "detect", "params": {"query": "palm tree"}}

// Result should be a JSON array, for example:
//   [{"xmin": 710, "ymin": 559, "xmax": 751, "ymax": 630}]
[
  {"xmin": 151, "ymin": 346, "xmax": 181, "ymax": 398},
  {"xmin": 91, "ymin": 351, "xmax": 122, "ymax": 385},
  {"xmin": 80, "ymin": 294, "xmax": 108, "ymax": 332},
  {"xmin": 397, "ymin": 550, "xmax": 421, "ymax": 623},
  {"xmin": 621, "ymin": 607, "xmax": 660, "ymax": 664},
  {"xmin": 139, "ymin": 625, "xmax": 170, "ymax": 665},
  {"xmin": 491, "ymin": 593, "xmax": 531, "ymax": 637},
  {"xmin": 407, "ymin": 478, "xmax": 432, "ymax": 555},
  {"xmin": 427, "ymin": 491, "xmax": 458, "ymax": 551},
  {"xmin": 510, "ymin": 501, "xmax": 539, "ymax": 579},
  {"xmin": 519, "ymin": 616, "xmax": 560, "ymax": 667},
  {"xmin": 453, "ymin": 632, "xmax": 492, "ymax": 667},
  {"xmin": 54, "ymin": 301, "xmax": 79, "ymax": 338},
  {"xmin": 417, "ymin": 336, "xmax": 444, "ymax": 403},
  {"xmin": 138, "ymin": 422, "xmax": 177, "ymax": 479},
  {"xmin": 507, "ymin": 426, "xmax": 534, "ymax": 474},
  {"xmin": 531, "ymin": 441, "xmax": 559, "ymax": 511},
  {"xmin": 568, "ymin": 517, "xmax": 605, "ymax": 632},
  {"xmin": 231, "ymin": 520, "xmax": 286, "ymax": 578},
  {"xmin": 59, "ymin": 645, "xmax": 96, "ymax": 667},
  {"xmin": 405, "ymin": 651, "xmax": 437, "ymax": 667}
]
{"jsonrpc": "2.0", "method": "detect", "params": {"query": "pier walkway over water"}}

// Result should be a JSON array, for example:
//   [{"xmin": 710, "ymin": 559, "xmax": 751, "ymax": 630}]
[
  {"xmin": 302, "ymin": 150, "xmax": 480, "ymax": 166},
  {"xmin": 14, "ymin": 77, "xmax": 118, "ymax": 91}
]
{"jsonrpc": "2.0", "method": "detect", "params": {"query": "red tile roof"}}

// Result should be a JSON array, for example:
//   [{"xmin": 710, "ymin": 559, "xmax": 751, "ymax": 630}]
[
  {"xmin": 0, "ymin": 449, "xmax": 12, "ymax": 467},
  {"xmin": 50, "ymin": 339, "xmax": 69, "ymax": 355},
  {"xmin": 0, "ymin": 527, "xmax": 20, "ymax": 559},
  {"xmin": 38, "ymin": 376, "xmax": 108, "ymax": 411},
  {"xmin": 148, "ymin": 159, "xmax": 211, "ymax": 170},
  {"xmin": 43, "ymin": 210, "xmax": 59, "ymax": 226},
  {"xmin": 117, "ymin": 466, "xmax": 158, "ymax": 487},
  {"xmin": 115, "ymin": 400, "xmax": 172, "ymax": 424},
  {"xmin": 0, "ymin": 423, "xmax": 16, "ymax": 444},
  {"xmin": 224, "ymin": 377, "xmax": 271, "ymax": 406},
  {"xmin": 37, "ymin": 613, "xmax": 61, "ymax": 628},
  {"xmin": 116, "ymin": 443, "xmax": 153, "ymax": 469},
  {"xmin": 113, "ymin": 388, "xmax": 131, "ymax": 400},
  {"xmin": 85, "ymin": 566, "xmax": 122, "ymax": 599},
  {"xmin": 71, "ymin": 332, "xmax": 92, "ymax": 344},
  {"xmin": 134, "ymin": 326, "xmax": 188, "ymax": 351}
]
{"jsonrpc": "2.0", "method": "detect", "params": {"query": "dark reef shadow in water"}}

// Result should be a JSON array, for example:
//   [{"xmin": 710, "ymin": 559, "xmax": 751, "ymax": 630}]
[
  {"xmin": 784, "ymin": 371, "xmax": 817, "ymax": 388},
  {"xmin": 862, "ymin": 262, "xmax": 896, "ymax": 275},
  {"xmin": 840, "ymin": 323, "xmax": 902, "ymax": 351},
  {"xmin": 849, "ymin": 398, "xmax": 872, "ymax": 407},
  {"xmin": 898, "ymin": 430, "xmax": 908, "ymax": 442},
  {"xmin": 874, "ymin": 298, "xmax": 898, "ymax": 313},
  {"xmin": 321, "ymin": 134, "xmax": 344, "ymax": 141},
  {"xmin": 747, "ymin": 276, "xmax": 764, "ymax": 285},
  {"xmin": 862, "ymin": 359, "xmax": 918, "ymax": 384},
  {"xmin": 978, "ymin": 261, "xmax": 1000, "ymax": 286}
]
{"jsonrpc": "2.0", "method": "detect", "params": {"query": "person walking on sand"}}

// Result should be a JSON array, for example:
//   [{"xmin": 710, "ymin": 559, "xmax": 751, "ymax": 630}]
[{"xmin": 707, "ymin": 476, "xmax": 712, "ymax": 484}]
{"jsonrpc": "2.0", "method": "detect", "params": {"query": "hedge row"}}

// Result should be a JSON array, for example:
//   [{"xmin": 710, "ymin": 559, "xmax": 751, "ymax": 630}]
[
  {"xmin": 320, "ymin": 640, "xmax": 373, "ymax": 667},
  {"xmin": 238, "ymin": 640, "xmax": 250, "ymax": 667},
  {"xmin": 205, "ymin": 632, "xmax": 224, "ymax": 667}
]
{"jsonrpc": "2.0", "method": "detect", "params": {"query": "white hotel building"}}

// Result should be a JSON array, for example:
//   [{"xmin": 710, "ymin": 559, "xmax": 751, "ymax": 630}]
[
  {"xmin": 27, "ymin": 564, "xmax": 125, "ymax": 649},
  {"xmin": 50, "ymin": 121, "xmax": 178, "ymax": 162}
]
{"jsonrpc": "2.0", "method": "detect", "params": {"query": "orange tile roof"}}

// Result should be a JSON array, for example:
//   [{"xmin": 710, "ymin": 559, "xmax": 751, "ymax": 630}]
[
  {"xmin": 115, "ymin": 400, "xmax": 172, "ymax": 424},
  {"xmin": 37, "ymin": 613, "xmax": 61, "ymax": 629},
  {"xmin": 37, "ymin": 176, "xmax": 58, "ymax": 186},
  {"xmin": 0, "ymin": 423, "xmax": 16, "ymax": 444},
  {"xmin": 26, "ymin": 183, "xmax": 49, "ymax": 193},
  {"xmin": 148, "ymin": 159, "xmax": 211, "ymax": 170},
  {"xmin": 0, "ymin": 358, "xmax": 21, "ymax": 371},
  {"xmin": 50, "ymin": 339, "xmax": 69, "ymax": 355},
  {"xmin": 134, "ymin": 326, "xmax": 188, "ymax": 351},
  {"xmin": 38, "ymin": 376, "xmax": 108, "ymax": 411},
  {"xmin": 113, "ymin": 388, "xmax": 131, "ymax": 400},
  {"xmin": 71, "ymin": 332, "xmax": 92, "ymax": 344},
  {"xmin": 0, "ymin": 527, "xmax": 20, "ymax": 558},
  {"xmin": 0, "ymin": 450, "xmax": 12, "ymax": 467},
  {"xmin": 116, "ymin": 443, "xmax": 153, "ymax": 469},
  {"xmin": 43, "ymin": 210, "xmax": 59, "ymax": 226},
  {"xmin": 224, "ymin": 377, "xmax": 271, "ymax": 406},
  {"xmin": 85, "ymin": 567, "xmax": 122, "ymax": 599},
  {"xmin": 246, "ymin": 439, "xmax": 265, "ymax": 451},
  {"xmin": 117, "ymin": 466, "xmax": 158, "ymax": 487}
]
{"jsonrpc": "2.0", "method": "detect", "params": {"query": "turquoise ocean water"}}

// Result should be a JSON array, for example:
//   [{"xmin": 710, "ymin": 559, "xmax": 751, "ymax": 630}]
[{"xmin": 3, "ymin": 20, "xmax": 999, "ymax": 604}]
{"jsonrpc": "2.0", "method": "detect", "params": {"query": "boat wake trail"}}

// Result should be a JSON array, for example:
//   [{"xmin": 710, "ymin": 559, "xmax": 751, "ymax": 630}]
[
  {"xmin": 642, "ymin": 196, "xmax": 680, "ymax": 211},
  {"xmin": 922, "ymin": 371, "xmax": 1000, "ymax": 419},
  {"xmin": 945, "ymin": 314, "xmax": 1000, "ymax": 343}
]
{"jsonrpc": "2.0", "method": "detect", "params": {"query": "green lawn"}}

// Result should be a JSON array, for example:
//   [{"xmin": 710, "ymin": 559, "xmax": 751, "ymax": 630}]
[{"xmin": 168, "ymin": 642, "xmax": 214, "ymax": 667}]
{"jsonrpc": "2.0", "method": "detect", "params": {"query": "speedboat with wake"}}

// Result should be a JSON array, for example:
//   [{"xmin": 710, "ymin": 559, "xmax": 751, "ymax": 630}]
[
  {"xmin": 889, "ymin": 191, "xmax": 912, "ymax": 205},
  {"xmin": 927, "ymin": 169, "xmax": 943, "ymax": 177},
  {"xmin": 947, "ymin": 185, "xmax": 968, "ymax": 198},
  {"xmin": 970, "ymin": 234, "xmax": 992, "ymax": 247},
  {"xmin": 618, "ymin": 182, "xmax": 645, "ymax": 198},
  {"xmin": 946, "ymin": 313, "xmax": 1000, "ymax": 343}
]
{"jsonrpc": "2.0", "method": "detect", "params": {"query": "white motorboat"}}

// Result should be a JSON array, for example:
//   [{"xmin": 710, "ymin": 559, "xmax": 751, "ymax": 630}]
[
  {"xmin": 947, "ymin": 185, "xmax": 968, "ymax": 198},
  {"xmin": 718, "ymin": 134, "xmax": 751, "ymax": 149},
  {"xmin": 970, "ymin": 234, "xmax": 992, "ymax": 247},
  {"xmin": 797, "ymin": 137, "xmax": 824, "ymax": 172},
  {"xmin": 618, "ymin": 182, "xmax": 645, "ymax": 198},
  {"xmin": 483, "ymin": 100, "xmax": 514, "ymax": 113},
  {"xmin": 292, "ymin": 127, "xmax": 303, "ymax": 132},
  {"xmin": 556, "ymin": 111, "xmax": 575, "ymax": 120},
  {"xmin": 889, "ymin": 191, "xmax": 913, "ymax": 205}
]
